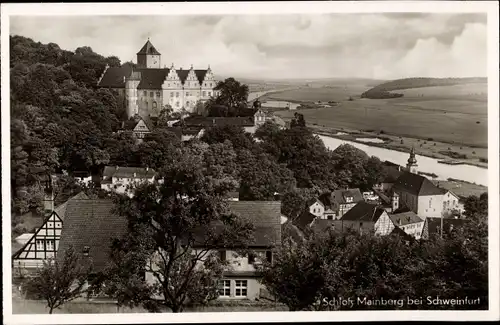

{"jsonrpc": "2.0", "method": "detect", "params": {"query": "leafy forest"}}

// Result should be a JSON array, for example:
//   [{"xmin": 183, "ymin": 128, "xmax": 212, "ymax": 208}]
[{"xmin": 10, "ymin": 35, "xmax": 388, "ymax": 224}]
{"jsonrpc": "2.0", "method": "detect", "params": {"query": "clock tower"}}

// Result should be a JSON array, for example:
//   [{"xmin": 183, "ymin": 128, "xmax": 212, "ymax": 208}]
[{"xmin": 137, "ymin": 38, "xmax": 161, "ymax": 69}]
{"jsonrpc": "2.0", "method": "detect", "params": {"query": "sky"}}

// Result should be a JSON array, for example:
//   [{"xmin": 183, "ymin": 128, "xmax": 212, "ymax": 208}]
[{"xmin": 10, "ymin": 13, "xmax": 487, "ymax": 80}]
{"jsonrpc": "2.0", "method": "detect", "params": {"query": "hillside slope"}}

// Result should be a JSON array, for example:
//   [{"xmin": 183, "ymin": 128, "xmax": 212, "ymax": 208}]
[{"xmin": 361, "ymin": 77, "xmax": 487, "ymax": 99}]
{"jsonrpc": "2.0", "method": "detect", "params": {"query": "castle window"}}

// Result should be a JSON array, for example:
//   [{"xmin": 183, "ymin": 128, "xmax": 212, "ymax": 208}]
[
  {"xmin": 218, "ymin": 280, "xmax": 230, "ymax": 297},
  {"xmin": 170, "ymin": 92, "xmax": 174, "ymax": 98},
  {"xmin": 176, "ymin": 92, "xmax": 180, "ymax": 98},
  {"xmin": 153, "ymin": 102, "xmax": 157, "ymax": 109},
  {"xmin": 202, "ymin": 91, "xmax": 206, "ymax": 97},
  {"xmin": 186, "ymin": 101, "xmax": 190, "ymax": 107},
  {"xmin": 168, "ymin": 83, "xmax": 170, "ymax": 87},
  {"xmin": 176, "ymin": 102, "xmax": 180, "ymax": 107},
  {"xmin": 208, "ymin": 92, "xmax": 212, "ymax": 96},
  {"xmin": 156, "ymin": 91, "xmax": 160, "ymax": 97},
  {"xmin": 150, "ymin": 92, "xmax": 154, "ymax": 97},
  {"xmin": 143, "ymin": 91, "xmax": 147, "ymax": 96},
  {"xmin": 186, "ymin": 92, "xmax": 190, "ymax": 97}
]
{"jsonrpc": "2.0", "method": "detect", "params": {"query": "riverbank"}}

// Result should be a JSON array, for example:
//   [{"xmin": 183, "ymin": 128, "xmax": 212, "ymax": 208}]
[{"xmin": 307, "ymin": 125, "xmax": 488, "ymax": 169}]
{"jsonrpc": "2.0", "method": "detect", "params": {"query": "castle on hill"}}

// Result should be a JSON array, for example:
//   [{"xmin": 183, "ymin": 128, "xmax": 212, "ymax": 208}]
[{"xmin": 97, "ymin": 39, "xmax": 219, "ymax": 118}]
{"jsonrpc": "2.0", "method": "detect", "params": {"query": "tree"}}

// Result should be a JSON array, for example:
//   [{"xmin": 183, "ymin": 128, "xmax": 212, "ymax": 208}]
[
  {"xmin": 23, "ymin": 246, "xmax": 92, "ymax": 314},
  {"xmin": 96, "ymin": 147, "xmax": 255, "ymax": 313},
  {"xmin": 281, "ymin": 188, "xmax": 318, "ymax": 220},
  {"xmin": 212, "ymin": 77, "xmax": 249, "ymax": 110},
  {"xmin": 290, "ymin": 112, "xmax": 306, "ymax": 128},
  {"xmin": 238, "ymin": 151, "xmax": 296, "ymax": 201},
  {"xmin": 201, "ymin": 125, "xmax": 257, "ymax": 152}
]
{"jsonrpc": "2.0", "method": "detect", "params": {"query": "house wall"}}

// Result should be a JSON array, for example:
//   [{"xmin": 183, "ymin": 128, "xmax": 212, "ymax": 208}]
[
  {"xmin": 374, "ymin": 212, "xmax": 395, "ymax": 236},
  {"xmin": 442, "ymin": 192, "xmax": 461, "ymax": 215},
  {"xmin": 417, "ymin": 195, "xmax": 444, "ymax": 219},
  {"xmin": 340, "ymin": 220, "xmax": 375, "ymax": 234},
  {"xmin": 398, "ymin": 221, "xmax": 425, "ymax": 240},
  {"xmin": 308, "ymin": 202, "xmax": 325, "ymax": 218},
  {"xmin": 12, "ymin": 212, "xmax": 63, "ymax": 272},
  {"xmin": 144, "ymin": 248, "xmax": 271, "ymax": 301},
  {"xmin": 397, "ymin": 190, "xmax": 418, "ymax": 214},
  {"xmin": 339, "ymin": 203, "xmax": 357, "ymax": 217},
  {"xmin": 244, "ymin": 126, "xmax": 256, "ymax": 134},
  {"xmin": 101, "ymin": 176, "xmax": 155, "ymax": 196}
]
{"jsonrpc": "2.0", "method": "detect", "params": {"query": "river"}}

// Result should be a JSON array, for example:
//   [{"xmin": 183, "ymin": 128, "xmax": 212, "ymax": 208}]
[{"xmin": 317, "ymin": 134, "xmax": 488, "ymax": 186}]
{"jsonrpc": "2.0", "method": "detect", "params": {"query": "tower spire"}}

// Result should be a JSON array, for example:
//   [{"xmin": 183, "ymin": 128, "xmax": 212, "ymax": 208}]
[{"xmin": 406, "ymin": 146, "xmax": 418, "ymax": 174}]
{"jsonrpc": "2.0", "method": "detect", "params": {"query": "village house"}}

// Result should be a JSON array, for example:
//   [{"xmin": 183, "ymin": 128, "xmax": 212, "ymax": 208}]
[
  {"xmin": 392, "ymin": 172, "xmax": 446, "ymax": 219},
  {"xmin": 442, "ymin": 190, "xmax": 464, "ymax": 217},
  {"xmin": 117, "ymin": 116, "xmax": 154, "ymax": 142},
  {"xmin": 388, "ymin": 211, "xmax": 425, "ymax": 239},
  {"xmin": 55, "ymin": 198, "xmax": 281, "ymax": 301},
  {"xmin": 336, "ymin": 201, "xmax": 395, "ymax": 236},
  {"xmin": 97, "ymin": 39, "xmax": 219, "ymax": 118},
  {"xmin": 100, "ymin": 166, "xmax": 157, "ymax": 196},
  {"xmin": 12, "ymin": 192, "xmax": 89, "ymax": 276},
  {"xmin": 319, "ymin": 188, "xmax": 364, "ymax": 220}
]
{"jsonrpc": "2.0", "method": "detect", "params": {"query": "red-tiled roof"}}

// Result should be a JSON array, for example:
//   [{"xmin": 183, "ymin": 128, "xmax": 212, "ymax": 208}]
[
  {"xmin": 394, "ymin": 172, "xmax": 444, "ymax": 196},
  {"xmin": 57, "ymin": 199, "xmax": 128, "ymax": 272},
  {"xmin": 340, "ymin": 201, "xmax": 386, "ymax": 222},
  {"xmin": 137, "ymin": 40, "xmax": 161, "ymax": 55}
]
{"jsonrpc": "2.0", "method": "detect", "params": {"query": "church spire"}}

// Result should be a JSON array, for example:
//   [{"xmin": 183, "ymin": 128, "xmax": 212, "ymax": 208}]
[{"xmin": 406, "ymin": 146, "xmax": 418, "ymax": 174}]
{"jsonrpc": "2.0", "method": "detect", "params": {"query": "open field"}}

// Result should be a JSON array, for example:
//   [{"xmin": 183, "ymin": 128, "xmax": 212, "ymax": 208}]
[
  {"xmin": 431, "ymin": 180, "xmax": 487, "ymax": 198},
  {"xmin": 267, "ymin": 82, "xmax": 487, "ymax": 148}
]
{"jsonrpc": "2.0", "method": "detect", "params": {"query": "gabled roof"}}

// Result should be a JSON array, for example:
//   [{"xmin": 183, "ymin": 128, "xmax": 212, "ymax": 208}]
[
  {"xmin": 389, "ymin": 211, "xmax": 423, "ymax": 226},
  {"xmin": 225, "ymin": 201, "xmax": 281, "ymax": 247},
  {"xmin": 97, "ymin": 65, "xmax": 133, "ymax": 88},
  {"xmin": 320, "ymin": 188, "xmax": 364, "ymax": 208},
  {"xmin": 54, "ymin": 192, "xmax": 89, "ymax": 221},
  {"xmin": 305, "ymin": 198, "xmax": 324, "ymax": 208},
  {"xmin": 340, "ymin": 201, "xmax": 386, "ymax": 222},
  {"xmin": 294, "ymin": 211, "xmax": 318, "ymax": 230},
  {"xmin": 424, "ymin": 217, "xmax": 467, "ymax": 237},
  {"xmin": 102, "ymin": 166, "xmax": 157, "ymax": 179},
  {"xmin": 98, "ymin": 66, "xmax": 210, "ymax": 89},
  {"xmin": 311, "ymin": 219, "xmax": 334, "ymax": 233},
  {"xmin": 382, "ymin": 165, "xmax": 403, "ymax": 183},
  {"xmin": 57, "ymin": 199, "xmax": 128, "ymax": 272},
  {"xmin": 390, "ymin": 226, "xmax": 414, "ymax": 241},
  {"xmin": 137, "ymin": 40, "xmax": 161, "ymax": 55},
  {"xmin": 393, "ymin": 172, "xmax": 444, "ymax": 196}
]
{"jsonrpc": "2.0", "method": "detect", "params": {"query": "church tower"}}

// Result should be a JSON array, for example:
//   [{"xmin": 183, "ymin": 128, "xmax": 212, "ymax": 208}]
[
  {"xmin": 406, "ymin": 147, "xmax": 418, "ymax": 174},
  {"xmin": 136, "ymin": 39, "xmax": 161, "ymax": 69}
]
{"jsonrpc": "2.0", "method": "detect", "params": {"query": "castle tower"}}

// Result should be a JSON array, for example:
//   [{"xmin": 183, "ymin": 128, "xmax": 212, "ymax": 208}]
[
  {"xmin": 136, "ymin": 39, "xmax": 161, "ymax": 69},
  {"xmin": 406, "ymin": 147, "xmax": 418, "ymax": 174},
  {"xmin": 125, "ymin": 68, "xmax": 142, "ymax": 117}
]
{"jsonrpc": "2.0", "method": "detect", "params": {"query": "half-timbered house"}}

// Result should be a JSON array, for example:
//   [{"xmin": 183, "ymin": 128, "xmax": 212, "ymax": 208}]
[{"xmin": 12, "ymin": 192, "xmax": 89, "ymax": 276}]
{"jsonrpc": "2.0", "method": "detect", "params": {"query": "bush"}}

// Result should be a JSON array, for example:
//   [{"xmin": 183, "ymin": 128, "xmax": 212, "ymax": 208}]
[{"xmin": 427, "ymin": 137, "xmax": 434, "ymax": 141}]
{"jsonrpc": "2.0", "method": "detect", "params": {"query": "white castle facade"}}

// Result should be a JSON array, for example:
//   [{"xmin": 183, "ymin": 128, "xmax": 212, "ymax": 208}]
[{"xmin": 98, "ymin": 39, "xmax": 219, "ymax": 118}]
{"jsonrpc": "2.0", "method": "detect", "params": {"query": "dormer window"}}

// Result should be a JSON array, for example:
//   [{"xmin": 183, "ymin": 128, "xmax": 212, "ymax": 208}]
[
  {"xmin": 345, "ymin": 196, "xmax": 353, "ymax": 203},
  {"xmin": 83, "ymin": 246, "xmax": 90, "ymax": 256}
]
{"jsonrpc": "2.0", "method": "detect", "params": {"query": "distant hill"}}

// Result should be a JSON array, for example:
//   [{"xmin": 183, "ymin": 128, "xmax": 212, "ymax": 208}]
[{"xmin": 361, "ymin": 77, "xmax": 487, "ymax": 99}]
